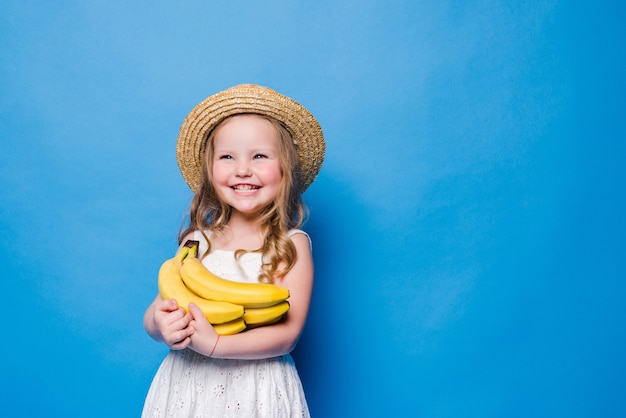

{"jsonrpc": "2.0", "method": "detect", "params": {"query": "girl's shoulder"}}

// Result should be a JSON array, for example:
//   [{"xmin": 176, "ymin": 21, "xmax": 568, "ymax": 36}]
[
  {"xmin": 191, "ymin": 229, "xmax": 212, "ymax": 257},
  {"xmin": 287, "ymin": 229, "xmax": 312, "ymax": 251},
  {"xmin": 287, "ymin": 228, "xmax": 308, "ymax": 238}
]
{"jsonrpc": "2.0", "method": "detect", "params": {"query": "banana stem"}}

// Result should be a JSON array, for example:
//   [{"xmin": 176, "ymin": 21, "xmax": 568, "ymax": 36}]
[
  {"xmin": 175, "ymin": 246, "xmax": 190, "ymax": 263},
  {"xmin": 183, "ymin": 240, "xmax": 200, "ymax": 258}
]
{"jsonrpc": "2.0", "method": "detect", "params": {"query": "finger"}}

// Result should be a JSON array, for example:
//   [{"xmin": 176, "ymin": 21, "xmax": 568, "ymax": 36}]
[
  {"xmin": 173, "ymin": 312, "xmax": 192, "ymax": 330},
  {"xmin": 161, "ymin": 308, "xmax": 185, "ymax": 327},
  {"xmin": 157, "ymin": 298, "xmax": 179, "ymax": 313},
  {"xmin": 187, "ymin": 302, "xmax": 204, "ymax": 320},
  {"xmin": 170, "ymin": 336, "xmax": 191, "ymax": 350},
  {"xmin": 167, "ymin": 327, "xmax": 193, "ymax": 347}
]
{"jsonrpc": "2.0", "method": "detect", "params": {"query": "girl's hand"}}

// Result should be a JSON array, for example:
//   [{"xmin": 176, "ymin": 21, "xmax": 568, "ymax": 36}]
[
  {"xmin": 150, "ymin": 298, "xmax": 194, "ymax": 350},
  {"xmin": 187, "ymin": 302, "xmax": 220, "ymax": 356}
]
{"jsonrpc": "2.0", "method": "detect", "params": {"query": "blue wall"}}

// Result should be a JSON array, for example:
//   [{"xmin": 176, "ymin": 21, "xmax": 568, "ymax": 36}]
[{"xmin": 1, "ymin": 1, "xmax": 624, "ymax": 416}]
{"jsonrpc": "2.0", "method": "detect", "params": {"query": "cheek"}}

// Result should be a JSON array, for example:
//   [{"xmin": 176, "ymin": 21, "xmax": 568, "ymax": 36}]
[
  {"xmin": 260, "ymin": 165, "xmax": 282, "ymax": 185},
  {"xmin": 211, "ymin": 164, "xmax": 229, "ymax": 184}
]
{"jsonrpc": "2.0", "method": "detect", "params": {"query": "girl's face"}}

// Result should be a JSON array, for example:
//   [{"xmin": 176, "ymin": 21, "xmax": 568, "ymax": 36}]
[{"xmin": 211, "ymin": 114, "xmax": 283, "ymax": 218}]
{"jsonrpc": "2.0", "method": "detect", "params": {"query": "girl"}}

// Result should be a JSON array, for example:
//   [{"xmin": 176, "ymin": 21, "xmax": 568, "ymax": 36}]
[{"xmin": 142, "ymin": 84, "xmax": 325, "ymax": 417}]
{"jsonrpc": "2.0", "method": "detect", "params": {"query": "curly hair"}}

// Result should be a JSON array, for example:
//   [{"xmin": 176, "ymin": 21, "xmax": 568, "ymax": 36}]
[{"xmin": 178, "ymin": 114, "xmax": 307, "ymax": 283}]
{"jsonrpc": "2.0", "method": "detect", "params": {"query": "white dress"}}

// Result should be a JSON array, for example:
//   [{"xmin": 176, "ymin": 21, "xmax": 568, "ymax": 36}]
[{"xmin": 142, "ymin": 230, "xmax": 310, "ymax": 418}]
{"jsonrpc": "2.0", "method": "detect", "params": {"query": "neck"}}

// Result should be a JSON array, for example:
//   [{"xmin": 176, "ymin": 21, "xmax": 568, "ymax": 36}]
[{"xmin": 214, "ymin": 211, "xmax": 265, "ymax": 251}]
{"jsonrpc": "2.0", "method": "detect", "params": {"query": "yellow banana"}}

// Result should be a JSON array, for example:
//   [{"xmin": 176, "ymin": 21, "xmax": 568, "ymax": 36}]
[
  {"xmin": 213, "ymin": 318, "xmax": 247, "ymax": 335},
  {"xmin": 158, "ymin": 247, "xmax": 244, "ymax": 324},
  {"xmin": 247, "ymin": 316, "xmax": 282, "ymax": 329},
  {"xmin": 180, "ymin": 245, "xmax": 290, "ymax": 308},
  {"xmin": 243, "ymin": 301, "xmax": 290, "ymax": 325}
]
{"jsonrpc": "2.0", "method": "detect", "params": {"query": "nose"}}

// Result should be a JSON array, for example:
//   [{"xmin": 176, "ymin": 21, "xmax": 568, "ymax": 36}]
[{"xmin": 236, "ymin": 161, "xmax": 251, "ymax": 177}]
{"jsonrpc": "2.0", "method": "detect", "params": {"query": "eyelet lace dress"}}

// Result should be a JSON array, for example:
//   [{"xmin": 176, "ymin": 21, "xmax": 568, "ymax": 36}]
[{"xmin": 142, "ymin": 230, "xmax": 310, "ymax": 418}]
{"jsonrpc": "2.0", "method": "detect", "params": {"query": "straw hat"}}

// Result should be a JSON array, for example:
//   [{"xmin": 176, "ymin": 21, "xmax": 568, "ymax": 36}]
[{"xmin": 176, "ymin": 84, "xmax": 325, "ymax": 194}]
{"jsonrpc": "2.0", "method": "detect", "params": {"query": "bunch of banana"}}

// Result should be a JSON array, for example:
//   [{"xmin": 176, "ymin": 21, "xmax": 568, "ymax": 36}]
[
  {"xmin": 158, "ymin": 240, "xmax": 290, "ymax": 336},
  {"xmin": 158, "ymin": 245, "xmax": 244, "ymax": 326}
]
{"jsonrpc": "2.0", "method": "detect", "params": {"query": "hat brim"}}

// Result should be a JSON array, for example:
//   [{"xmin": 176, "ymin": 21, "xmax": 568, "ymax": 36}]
[{"xmin": 176, "ymin": 84, "xmax": 325, "ymax": 194}]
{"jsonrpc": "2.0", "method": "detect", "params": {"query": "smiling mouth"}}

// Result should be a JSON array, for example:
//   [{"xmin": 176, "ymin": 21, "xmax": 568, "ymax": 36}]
[{"xmin": 232, "ymin": 184, "xmax": 260, "ymax": 191}]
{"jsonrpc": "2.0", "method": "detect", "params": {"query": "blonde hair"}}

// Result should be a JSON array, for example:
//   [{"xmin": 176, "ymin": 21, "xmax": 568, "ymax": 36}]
[{"xmin": 179, "ymin": 114, "xmax": 307, "ymax": 283}]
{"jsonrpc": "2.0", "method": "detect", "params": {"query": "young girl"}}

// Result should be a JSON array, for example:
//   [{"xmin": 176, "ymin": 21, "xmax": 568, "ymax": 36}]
[{"xmin": 142, "ymin": 84, "xmax": 325, "ymax": 417}]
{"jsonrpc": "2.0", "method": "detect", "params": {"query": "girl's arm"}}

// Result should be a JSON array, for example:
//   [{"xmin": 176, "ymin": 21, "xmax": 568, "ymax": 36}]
[{"xmin": 187, "ymin": 232, "xmax": 314, "ymax": 359}]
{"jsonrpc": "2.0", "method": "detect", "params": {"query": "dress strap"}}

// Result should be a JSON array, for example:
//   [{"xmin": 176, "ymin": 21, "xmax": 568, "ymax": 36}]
[{"xmin": 287, "ymin": 229, "xmax": 312, "ymax": 250}]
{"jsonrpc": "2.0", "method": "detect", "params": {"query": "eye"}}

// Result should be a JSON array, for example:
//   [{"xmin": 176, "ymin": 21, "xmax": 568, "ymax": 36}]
[
  {"xmin": 253, "ymin": 154, "xmax": 267, "ymax": 160},
  {"xmin": 218, "ymin": 154, "xmax": 233, "ymax": 160}
]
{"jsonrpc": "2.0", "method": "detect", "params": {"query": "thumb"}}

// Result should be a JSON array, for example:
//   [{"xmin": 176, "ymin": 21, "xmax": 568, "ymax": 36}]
[{"xmin": 187, "ymin": 302, "xmax": 203, "ymax": 319}]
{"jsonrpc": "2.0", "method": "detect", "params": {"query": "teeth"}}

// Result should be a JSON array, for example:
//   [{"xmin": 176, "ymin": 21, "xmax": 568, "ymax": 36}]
[{"xmin": 233, "ymin": 185, "xmax": 259, "ymax": 191}]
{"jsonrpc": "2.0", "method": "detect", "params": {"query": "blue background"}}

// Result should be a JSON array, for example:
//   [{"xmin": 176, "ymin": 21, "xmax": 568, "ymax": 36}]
[{"xmin": 1, "ymin": 1, "xmax": 624, "ymax": 417}]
